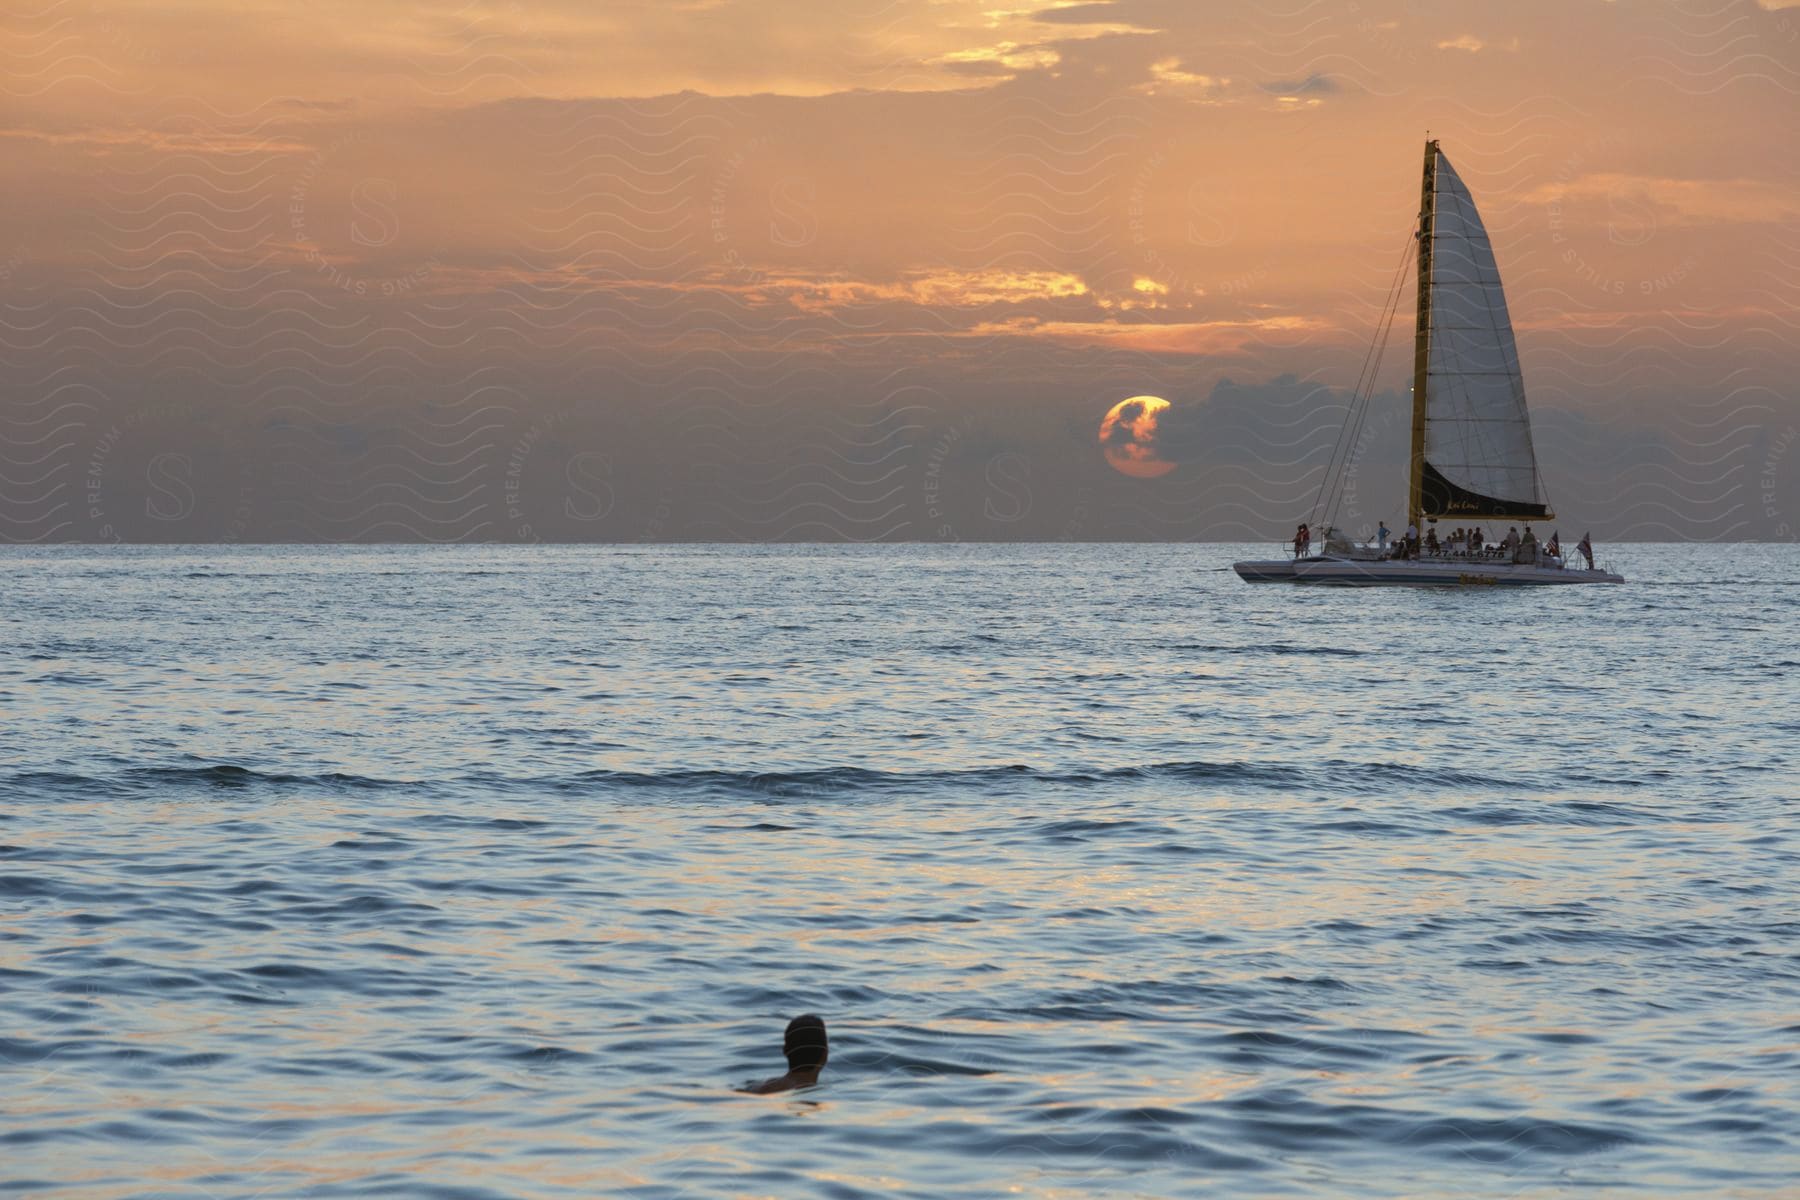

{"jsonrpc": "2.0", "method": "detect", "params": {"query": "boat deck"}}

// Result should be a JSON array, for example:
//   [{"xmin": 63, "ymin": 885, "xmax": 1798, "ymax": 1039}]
[{"xmin": 1232, "ymin": 553, "xmax": 1623, "ymax": 586}]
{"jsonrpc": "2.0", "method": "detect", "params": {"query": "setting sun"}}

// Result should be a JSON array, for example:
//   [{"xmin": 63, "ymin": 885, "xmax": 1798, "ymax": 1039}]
[{"xmin": 1099, "ymin": 395, "xmax": 1177, "ymax": 479}]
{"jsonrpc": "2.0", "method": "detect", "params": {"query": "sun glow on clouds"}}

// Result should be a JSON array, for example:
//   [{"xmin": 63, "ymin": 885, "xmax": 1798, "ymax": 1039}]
[
  {"xmin": 601, "ymin": 268, "xmax": 1265, "ymax": 332},
  {"xmin": 969, "ymin": 315, "xmax": 1329, "ymax": 356},
  {"xmin": 1435, "ymin": 34, "xmax": 1519, "ymax": 53},
  {"xmin": 933, "ymin": 41, "xmax": 1062, "ymax": 73},
  {"xmin": 1094, "ymin": 277, "xmax": 1177, "ymax": 313},
  {"xmin": 1137, "ymin": 57, "xmax": 1231, "ymax": 98},
  {"xmin": 906, "ymin": 268, "xmax": 1089, "ymax": 304},
  {"xmin": 0, "ymin": 0, "xmax": 1157, "ymax": 116},
  {"xmin": 773, "ymin": 268, "xmax": 1090, "ymax": 313},
  {"xmin": 731, "ymin": 270, "xmax": 1232, "ymax": 324}
]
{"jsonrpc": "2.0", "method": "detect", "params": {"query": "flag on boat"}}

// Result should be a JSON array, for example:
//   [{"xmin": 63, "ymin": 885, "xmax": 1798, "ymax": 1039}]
[{"xmin": 1546, "ymin": 532, "xmax": 1560, "ymax": 557}]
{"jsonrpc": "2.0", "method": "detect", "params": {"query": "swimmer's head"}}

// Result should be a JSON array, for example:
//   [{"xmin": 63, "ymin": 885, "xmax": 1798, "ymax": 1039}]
[{"xmin": 783, "ymin": 1014, "xmax": 828, "ymax": 1071}]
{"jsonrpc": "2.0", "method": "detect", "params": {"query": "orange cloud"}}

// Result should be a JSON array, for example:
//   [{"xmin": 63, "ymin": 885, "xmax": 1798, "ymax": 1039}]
[
  {"xmin": 967, "ymin": 314, "xmax": 1331, "ymax": 355},
  {"xmin": 1521, "ymin": 174, "xmax": 1796, "ymax": 225},
  {"xmin": 1436, "ymin": 34, "xmax": 1520, "ymax": 53},
  {"xmin": 0, "ymin": 128, "xmax": 311, "ymax": 156},
  {"xmin": 774, "ymin": 268, "xmax": 1090, "ymax": 313},
  {"xmin": 931, "ymin": 41, "xmax": 1062, "ymax": 74},
  {"xmin": 1136, "ymin": 56, "xmax": 1232, "ymax": 99}
]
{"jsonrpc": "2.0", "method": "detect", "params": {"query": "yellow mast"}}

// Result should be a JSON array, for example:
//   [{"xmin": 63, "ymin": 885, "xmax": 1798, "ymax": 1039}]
[{"xmin": 1408, "ymin": 138, "xmax": 1437, "ymax": 532}]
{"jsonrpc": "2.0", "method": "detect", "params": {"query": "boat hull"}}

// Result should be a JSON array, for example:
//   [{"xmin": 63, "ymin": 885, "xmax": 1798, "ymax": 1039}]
[{"xmin": 1232, "ymin": 556, "xmax": 1623, "ymax": 586}]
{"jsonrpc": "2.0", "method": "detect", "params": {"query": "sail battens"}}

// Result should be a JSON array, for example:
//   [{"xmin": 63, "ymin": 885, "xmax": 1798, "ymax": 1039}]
[{"xmin": 1418, "ymin": 146, "xmax": 1546, "ymax": 517}]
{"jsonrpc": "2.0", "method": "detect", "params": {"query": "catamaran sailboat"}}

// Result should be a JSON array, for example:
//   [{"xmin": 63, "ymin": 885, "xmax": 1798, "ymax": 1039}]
[{"xmin": 1234, "ymin": 141, "xmax": 1622, "ymax": 586}]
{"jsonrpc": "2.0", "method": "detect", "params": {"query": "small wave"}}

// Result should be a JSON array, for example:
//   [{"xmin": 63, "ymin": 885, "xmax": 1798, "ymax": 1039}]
[
  {"xmin": 1033, "ymin": 818, "xmax": 1176, "ymax": 837},
  {"xmin": 1442, "ymin": 799, "xmax": 1656, "ymax": 827},
  {"xmin": 3, "ymin": 760, "xmax": 1258, "ymax": 818},
  {"xmin": 1168, "ymin": 642, "xmax": 1366, "ymax": 657},
  {"xmin": 2, "ymin": 764, "xmax": 410, "ymax": 797},
  {"xmin": 133, "ymin": 764, "xmax": 399, "ymax": 790},
  {"xmin": 4, "ymin": 755, "xmax": 1575, "ymax": 801},
  {"xmin": 547, "ymin": 761, "xmax": 1311, "ymax": 797},
  {"xmin": 1222, "ymin": 1091, "xmax": 1637, "ymax": 1160},
  {"xmin": 846, "ymin": 1053, "xmax": 995, "ymax": 1078}
]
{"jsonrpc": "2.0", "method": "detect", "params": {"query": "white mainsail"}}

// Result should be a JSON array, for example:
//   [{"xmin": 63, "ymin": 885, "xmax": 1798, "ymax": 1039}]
[{"xmin": 1418, "ymin": 148, "xmax": 1549, "ymax": 518}]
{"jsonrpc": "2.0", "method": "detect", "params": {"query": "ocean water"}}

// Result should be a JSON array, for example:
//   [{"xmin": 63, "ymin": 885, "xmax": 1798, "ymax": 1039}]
[{"xmin": 2, "ymin": 543, "xmax": 1795, "ymax": 1199}]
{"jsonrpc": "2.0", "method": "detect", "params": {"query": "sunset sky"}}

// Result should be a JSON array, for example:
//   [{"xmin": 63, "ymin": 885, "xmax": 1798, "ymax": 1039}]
[{"xmin": 3, "ymin": 0, "xmax": 1797, "ymax": 541}]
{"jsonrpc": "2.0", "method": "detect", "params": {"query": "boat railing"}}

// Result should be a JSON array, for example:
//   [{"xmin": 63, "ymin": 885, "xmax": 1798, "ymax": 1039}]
[{"xmin": 1374, "ymin": 546, "xmax": 1559, "ymax": 566}]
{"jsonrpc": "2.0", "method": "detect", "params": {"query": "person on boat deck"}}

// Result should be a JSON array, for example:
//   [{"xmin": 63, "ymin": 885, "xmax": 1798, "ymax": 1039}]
[
  {"xmin": 1470, "ymin": 526, "xmax": 1484, "ymax": 552},
  {"xmin": 1515, "ymin": 526, "xmax": 1538, "ymax": 564},
  {"xmin": 739, "ymin": 1014, "xmax": 829, "ymax": 1095},
  {"xmin": 1502, "ymin": 526, "xmax": 1519, "ymax": 552},
  {"xmin": 1404, "ymin": 522, "xmax": 1418, "ymax": 558},
  {"xmin": 1377, "ymin": 521, "xmax": 1390, "ymax": 552},
  {"xmin": 1425, "ymin": 526, "xmax": 1440, "ymax": 555},
  {"xmin": 1294, "ymin": 523, "xmax": 1311, "ymax": 558}
]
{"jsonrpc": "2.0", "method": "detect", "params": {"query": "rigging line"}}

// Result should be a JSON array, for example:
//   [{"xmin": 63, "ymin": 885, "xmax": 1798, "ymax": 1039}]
[
  {"xmin": 1322, "ymin": 254, "xmax": 1411, "ymax": 533},
  {"xmin": 1307, "ymin": 219, "xmax": 1417, "ymax": 531},
  {"xmin": 1318, "ymin": 236, "xmax": 1412, "ymax": 533},
  {"xmin": 1317, "ymin": 242, "xmax": 1411, "ymax": 525},
  {"xmin": 1316, "ymin": 226, "xmax": 1413, "ymax": 519},
  {"xmin": 1312, "ymin": 223, "xmax": 1416, "ymax": 531}
]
